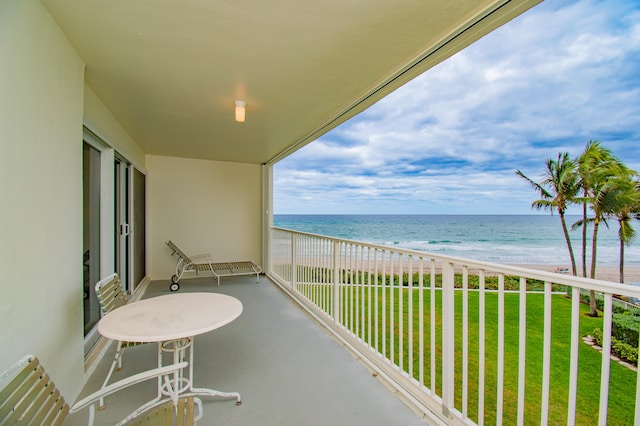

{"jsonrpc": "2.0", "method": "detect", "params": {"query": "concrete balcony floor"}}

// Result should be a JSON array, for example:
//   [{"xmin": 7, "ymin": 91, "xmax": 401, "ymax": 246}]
[{"xmin": 67, "ymin": 275, "xmax": 426, "ymax": 425}]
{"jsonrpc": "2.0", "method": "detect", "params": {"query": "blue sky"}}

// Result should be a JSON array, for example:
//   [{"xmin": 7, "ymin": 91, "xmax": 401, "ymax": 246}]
[{"xmin": 274, "ymin": 0, "xmax": 640, "ymax": 215}]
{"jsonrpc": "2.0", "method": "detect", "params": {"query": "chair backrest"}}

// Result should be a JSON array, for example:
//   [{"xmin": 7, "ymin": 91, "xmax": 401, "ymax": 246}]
[
  {"xmin": 95, "ymin": 273, "xmax": 128, "ymax": 316},
  {"xmin": 126, "ymin": 396, "xmax": 196, "ymax": 426},
  {"xmin": 2, "ymin": 355, "xmax": 198, "ymax": 426},
  {"xmin": 166, "ymin": 240, "xmax": 193, "ymax": 264},
  {"xmin": 0, "ymin": 355, "xmax": 69, "ymax": 426}
]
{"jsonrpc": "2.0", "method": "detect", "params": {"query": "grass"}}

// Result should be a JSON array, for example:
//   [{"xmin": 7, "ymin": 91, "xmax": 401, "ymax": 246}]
[
  {"xmin": 452, "ymin": 290, "xmax": 635, "ymax": 425},
  {"xmin": 299, "ymin": 280, "xmax": 638, "ymax": 425}
]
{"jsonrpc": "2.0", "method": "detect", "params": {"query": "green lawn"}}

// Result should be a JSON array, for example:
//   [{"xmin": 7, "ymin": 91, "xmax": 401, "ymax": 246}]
[{"xmin": 323, "ymin": 284, "xmax": 638, "ymax": 425}]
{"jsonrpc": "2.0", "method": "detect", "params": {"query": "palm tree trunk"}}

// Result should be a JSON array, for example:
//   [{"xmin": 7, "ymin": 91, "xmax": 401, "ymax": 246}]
[
  {"xmin": 560, "ymin": 213, "xmax": 577, "ymax": 275},
  {"xmin": 620, "ymin": 239, "xmax": 625, "ymax": 284},
  {"xmin": 588, "ymin": 290, "xmax": 598, "ymax": 317},
  {"xmin": 582, "ymin": 197, "xmax": 588, "ymax": 277},
  {"xmin": 589, "ymin": 218, "xmax": 600, "ymax": 317},
  {"xmin": 590, "ymin": 218, "xmax": 599, "ymax": 279}
]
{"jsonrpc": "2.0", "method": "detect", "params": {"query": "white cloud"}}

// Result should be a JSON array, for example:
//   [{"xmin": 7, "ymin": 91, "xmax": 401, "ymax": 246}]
[{"xmin": 274, "ymin": 0, "xmax": 640, "ymax": 214}]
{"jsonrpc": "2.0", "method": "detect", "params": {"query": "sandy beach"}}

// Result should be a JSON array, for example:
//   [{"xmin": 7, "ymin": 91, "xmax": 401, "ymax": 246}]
[{"xmin": 512, "ymin": 264, "xmax": 640, "ymax": 284}]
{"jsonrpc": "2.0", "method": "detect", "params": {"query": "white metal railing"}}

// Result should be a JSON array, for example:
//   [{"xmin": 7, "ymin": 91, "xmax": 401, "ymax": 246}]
[{"xmin": 269, "ymin": 227, "xmax": 640, "ymax": 426}]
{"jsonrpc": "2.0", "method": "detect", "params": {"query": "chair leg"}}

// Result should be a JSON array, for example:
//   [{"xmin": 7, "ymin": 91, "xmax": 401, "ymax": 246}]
[{"xmin": 99, "ymin": 341, "xmax": 124, "ymax": 410}]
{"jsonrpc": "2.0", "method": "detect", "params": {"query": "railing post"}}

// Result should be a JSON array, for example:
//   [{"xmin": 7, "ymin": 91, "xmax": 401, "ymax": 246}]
[
  {"xmin": 333, "ymin": 240, "xmax": 340, "ymax": 323},
  {"xmin": 291, "ymin": 233, "xmax": 297, "ymax": 289},
  {"xmin": 599, "ymin": 294, "xmax": 613, "ymax": 426},
  {"xmin": 442, "ymin": 261, "xmax": 455, "ymax": 418}
]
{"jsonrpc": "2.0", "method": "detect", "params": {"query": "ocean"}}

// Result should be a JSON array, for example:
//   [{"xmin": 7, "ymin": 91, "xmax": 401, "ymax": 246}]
[{"xmin": 273, "ymin": 214, "xmax": 640, "ymax": 266}]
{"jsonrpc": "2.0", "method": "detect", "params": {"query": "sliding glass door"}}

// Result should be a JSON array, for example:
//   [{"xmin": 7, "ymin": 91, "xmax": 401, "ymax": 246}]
[
  {"xmin": 133, "ymin": 168, "xmax": 146, "ymax": 289},
  {"xmin": 83, "ymin": 142, "xmax": 101, "ymax": 334},
  {"xmin": 115, "ymin": 157, "xmax": 131, "ymax": 293},
  {"xmin": 114, "ymin": 157, "xmax": 146, "ymax": 294},
  {"xmin": 83, "ymin": 127, "xmax": 147, "ymax": 354}
]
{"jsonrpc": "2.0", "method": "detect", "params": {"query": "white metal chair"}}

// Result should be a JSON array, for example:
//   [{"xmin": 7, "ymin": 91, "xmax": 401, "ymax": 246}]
[
  {"xmin": 0, "ymin": 354, "xmax": 199, "ymax": 426},
  {"xmin": 95, "ymin": 273, "xmax": 150, "ymax": 409}
]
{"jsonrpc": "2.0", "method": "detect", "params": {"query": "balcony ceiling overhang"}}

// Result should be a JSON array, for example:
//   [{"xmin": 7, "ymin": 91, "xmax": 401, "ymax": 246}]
[{"xmin": 42, "ymin": 0, "xmax": 540, "ymax": 165}]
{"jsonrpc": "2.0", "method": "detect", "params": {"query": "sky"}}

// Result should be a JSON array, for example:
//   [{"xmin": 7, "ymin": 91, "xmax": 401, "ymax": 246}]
[{"xmin": 273, "ymin": 0, "xmax": 640, "ymax": 215}]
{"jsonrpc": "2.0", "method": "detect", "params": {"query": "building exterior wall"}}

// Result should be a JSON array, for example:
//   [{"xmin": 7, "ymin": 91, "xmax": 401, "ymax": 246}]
[
  {"xmin": 147, "ymin": 155, "xmax": 262, "ymax": 281},
  {"xmin": 0, "ymin": 0, "xmax": 85, "ymax": 398}
]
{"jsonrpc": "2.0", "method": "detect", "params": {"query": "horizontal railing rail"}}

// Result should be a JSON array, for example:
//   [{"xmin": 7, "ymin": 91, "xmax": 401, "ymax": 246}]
[{"xmin": 269, "ymin": 227, "xmax": 640, "ymax": 426}]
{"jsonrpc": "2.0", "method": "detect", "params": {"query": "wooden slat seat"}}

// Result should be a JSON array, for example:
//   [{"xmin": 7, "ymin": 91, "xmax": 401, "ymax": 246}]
[
  {"xmin": 0, "ymin": 357, "xmax": 69, "ymax": 425},
  {"xmin": 0, "ymin": 355, "xmax": 198, "ymax": 426},
  {"xmin": 128, "ymin": 396, "xmax": 196, "ymax": 426}
]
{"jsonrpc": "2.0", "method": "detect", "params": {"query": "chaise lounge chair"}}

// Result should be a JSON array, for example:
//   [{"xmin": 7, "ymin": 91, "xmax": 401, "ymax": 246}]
[{"xmin": 165, "ymin": 240, "xmax": 261, "ymax": 291}]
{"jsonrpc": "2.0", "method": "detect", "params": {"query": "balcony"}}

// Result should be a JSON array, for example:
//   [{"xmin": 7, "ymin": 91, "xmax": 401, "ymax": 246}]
[
  {"xmin": 269, "ymin": 228, "xmax": 640, "ymax": 425},
  {"xmin": 65, "ymin": 274, "xmax": 425, "ymax": 426},
  {"xmin": 66, "ymin": 228, "xmax": 640, "ymax": 425}
]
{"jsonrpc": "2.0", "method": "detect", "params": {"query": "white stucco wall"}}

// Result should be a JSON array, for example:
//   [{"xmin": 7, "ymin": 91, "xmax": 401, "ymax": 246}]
[
  {"xmin": 0, "ymin": 0, "xmax": 85, "ymax": 398},
  {"xmin": 147, "ymin": 155, "xmax": 262, "ymax": 281},
  {"xmin": 83, "ymin": 85, "xmax": 146, "ymax": 171}
]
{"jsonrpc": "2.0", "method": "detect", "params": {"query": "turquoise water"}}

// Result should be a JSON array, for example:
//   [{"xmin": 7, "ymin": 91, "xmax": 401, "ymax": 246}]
[{"xmin": 273, "ymin": 214, "xmax": 640, "ymax": 266}]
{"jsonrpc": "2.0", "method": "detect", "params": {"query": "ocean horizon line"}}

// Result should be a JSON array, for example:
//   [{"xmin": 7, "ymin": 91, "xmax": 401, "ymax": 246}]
[{"xmin": 274, "ymin": 213, "xmax": 585, "ymax": 216}]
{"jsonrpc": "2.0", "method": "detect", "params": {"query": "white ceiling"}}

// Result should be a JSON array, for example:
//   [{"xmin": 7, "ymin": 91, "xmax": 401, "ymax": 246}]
[{"xmin": 42, "ymin": 0, "xmax": 541, "ymax": 165}]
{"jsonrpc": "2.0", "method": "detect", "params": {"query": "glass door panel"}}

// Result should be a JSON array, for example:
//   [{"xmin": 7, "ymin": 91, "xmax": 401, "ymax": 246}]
[
  {"xmin": 83, "ymin": 143, "xmax": 101, "ymax": 334},
  {"xmin": 133, "ymin": 168, "xmax": 146, "ymax": 290},
  {"xmin": 115, "ymin": 158, "xmax": 131, "ymax": 293}
]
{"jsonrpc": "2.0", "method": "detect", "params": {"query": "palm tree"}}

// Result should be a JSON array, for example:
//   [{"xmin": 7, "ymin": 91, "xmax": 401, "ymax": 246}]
[
  {"xmin": 574, "ymin": 141, "xmax": 625, "ymax": 316},
  {"xmin": 609, "ymin": 178, "xmax": 640, "ymax": 283},
  {"xmin": 575, "ymin": 141, "xmax": 612, "ymax": 278},
  {"xmin": 516, "ymin": 152, "xmax": 579, "ymax": 275},
  {"xmin": 587, "ymin": 169, "xmax": 631, "ymax": 278}
]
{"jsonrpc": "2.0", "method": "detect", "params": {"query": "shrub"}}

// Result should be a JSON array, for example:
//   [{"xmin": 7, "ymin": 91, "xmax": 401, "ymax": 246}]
[
  {"xmin": 612, "ymin": 313, "xmax": 640, "ymax": 347},
  {"xmin": 592, "ymin": 328, "xmax": 603, "ymax": 346},
  {"xmin": 613, "ymin": 340, "xmax": 638, "ymax": 364},
  {"xmin": 591, "ymin": 328, "xmax": 638, "ymax": 365}
]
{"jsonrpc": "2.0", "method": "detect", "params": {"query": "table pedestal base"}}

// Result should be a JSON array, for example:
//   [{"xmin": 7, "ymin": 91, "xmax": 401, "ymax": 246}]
[
  {"xmin": 118, "ymin": 336, "xmax": 241, "ymax": 425},
  {"xmin": 162, "ymin": 337, "xmax": 241, "ymax": 404}
]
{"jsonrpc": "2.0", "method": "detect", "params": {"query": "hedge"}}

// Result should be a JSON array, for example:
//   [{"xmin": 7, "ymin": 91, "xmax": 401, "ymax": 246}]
[
  {"xmin": 592, "ymin": 328, "xmax": 638, "ymax": 365},
  {"xmin": 612, "ymin": 313, "xmax": 640, "ymax": 347}
]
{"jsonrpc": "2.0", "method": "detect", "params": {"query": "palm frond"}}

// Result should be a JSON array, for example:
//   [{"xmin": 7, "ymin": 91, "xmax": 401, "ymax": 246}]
[{"xmin": 516, "ymin": 170, "xmax": 552, "ymax": 199}]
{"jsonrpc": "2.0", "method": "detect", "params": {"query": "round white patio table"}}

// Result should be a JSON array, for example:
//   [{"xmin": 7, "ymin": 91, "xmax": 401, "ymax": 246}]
[{"xmin": 98, "ymin": 292, "xmax": 243, "ymax": 419}]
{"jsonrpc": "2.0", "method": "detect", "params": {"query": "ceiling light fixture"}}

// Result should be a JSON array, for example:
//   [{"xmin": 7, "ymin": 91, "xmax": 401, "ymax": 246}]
[{"xmin": 234, "ymin": 100, "xmax": 246, "ymax": 123}]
